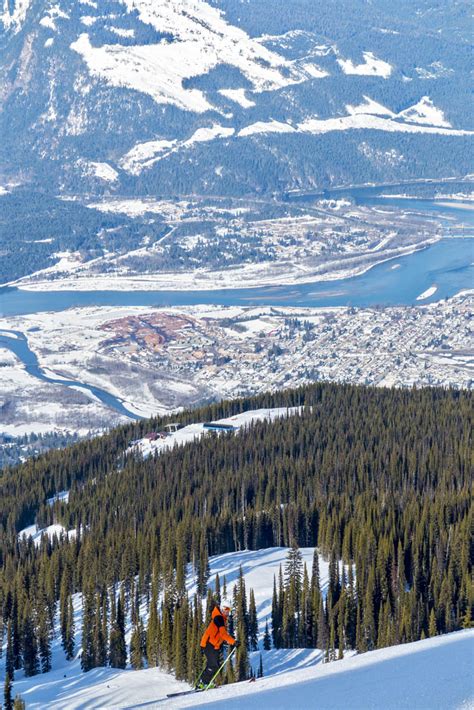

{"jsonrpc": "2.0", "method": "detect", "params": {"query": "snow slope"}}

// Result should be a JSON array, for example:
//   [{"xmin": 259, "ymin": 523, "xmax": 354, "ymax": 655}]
[
  {"xmin": 337, "ymin": 51, "xmax": 392, "ymax": 78},
  {"xmin": 129, "ymin": 407, "xmax": 303, "ymax": 458},
  {"xmin": 4, "ymin": 543, "xmax": 473, "ymax": 709},
  {"xmin": 70, "ymin": 0, "xmax": 323, "ymax": 113},
  {"xmin": 171, "ymin": 631, "xmax": 474, "ymax": 709}
]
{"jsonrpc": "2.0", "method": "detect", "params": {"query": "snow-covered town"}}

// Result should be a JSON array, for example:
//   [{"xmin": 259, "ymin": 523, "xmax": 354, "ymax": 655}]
[{"xmin": 0, "ymin": 292, "xmax": 472, "ymax": 440}]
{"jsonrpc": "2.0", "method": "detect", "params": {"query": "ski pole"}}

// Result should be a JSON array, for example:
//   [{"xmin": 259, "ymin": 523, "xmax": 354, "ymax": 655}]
[{"xmin": 204, "ymin": 645, "xmax": 237, "ymax": 690}]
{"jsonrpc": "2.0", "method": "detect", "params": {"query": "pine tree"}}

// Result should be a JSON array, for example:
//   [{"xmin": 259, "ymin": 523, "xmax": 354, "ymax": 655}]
[
  {"xmin": 248, "ymin": 589, "xmax": 258, "ymax": 651},
  {"xmin": 197, "ymin": 539, "xmax": 210, "ymax": 598},
  {"xmin": 146, "ymin": 568, "xmax": 160, "ymax": 667},
  {"xmin": 257, "ymin": 653, "xmax": 264, "ymax": 678},
  {"xmin": 13, "ymin": 696, "xmax": 26, "ymax": 710},
  {"xmin": 37, "ymin": 603, "xmax": 52, "ymax": 673},
  {"xmin": 462, "ymin": 605, "xmax": 472, "ymax": 630},
  {"xmin": 22, "ymin": 606, "xmax": 39, "ymax": 677},
  {"xmin": 109, "ymin": 593, "xmax": 127, "ymax": 669},
  {"xmin": 93, "ymin": 593, "xmax": 107, "ymax": 667},
  {"xmin": 81, "ymin": 588, "xmax": 96, "ymax": 672},
  {"xmin": 130, "ymin": 621, "xmax": 144, "ymax": 670},
  {"xmin": 4, "ymin": 672, "xmax": 13, "ymax": 710},
  {"xmin": 271, "ymin": 576, "xmax": 281, "ymax": 648},
  {"xmin": 263, "ymin": 621, "xmax": 271, "ymax": 650},
  {"xmin": 64, "ymin": 595, "xmax": 75, "ymax": 661},
  {"xmin": 6, "ymin": 620, "xmax": 15, "ymax": 681},
  {"xmin": 235, "ymin": 619, "xmax": 249, "ymax": 681},
  {"xmin": 317, "ymin": 596, "xmax": 328, "ymax": 650},
  {"xmin": 428, "ymin": 608, "xmax": 437, "ymax": 637}
]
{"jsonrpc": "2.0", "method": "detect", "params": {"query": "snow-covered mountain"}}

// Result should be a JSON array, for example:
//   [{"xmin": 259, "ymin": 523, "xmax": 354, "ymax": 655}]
[
  {"xmin": 5, "ymin": 545, "xmax": 473, "ymax": 709},
  {"xmin": 0, "ymin": 0, "xmax": 472, "ymax": 196}
]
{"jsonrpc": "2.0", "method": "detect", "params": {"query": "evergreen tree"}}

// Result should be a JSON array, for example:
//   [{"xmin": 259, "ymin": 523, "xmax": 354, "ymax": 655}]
[
  {"xmin": 271, "ymin": 576, "xmax": 281, "ymax": 648},
  {"xmin": 22, "ymin": 611, "xmax": 39, "ymax": 677},
  {"xmin": 109, "ymin": 593, "xmax": 127, "ymax": 669},
  {"xmin": 4, "ymin": 672, "xmax": 13, "ymax": 710},
  {"xmin": 248, "ymin": 589, "xmax": 258, "ymax": 651},
  {"xmin": 130, "ymin": 621, "xmax": 144, "ymax": 670},
  {"xmin": 37, "ymin": 603, "xmax": 52, "ymax": 673},
  {"xmin": 235, "ymin": 620, "xmax": 249, "ymax": 681},
  {"xmin": 263, "ymin": 621, "xmax": 271, "ymax": 650},
  {"xmin": 5, "ymin": 620, "xmax": 15, "ymax": 681},
  {"xmin": 317, "ymin": 596, "xmax": 328, "ymax": 650},
  {"xmin": 81, "ymin": 588, "xmax": 96, "ymax": 672},
  {"xmin": 146, "ymin": 569, "xmax": 160, "ymax": 667}
]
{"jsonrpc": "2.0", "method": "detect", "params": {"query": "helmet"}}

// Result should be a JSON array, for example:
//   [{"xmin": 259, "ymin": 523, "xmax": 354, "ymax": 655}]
[{"xmin": 220, "ymin": 598, "xmax": 232, "ymax": 611}]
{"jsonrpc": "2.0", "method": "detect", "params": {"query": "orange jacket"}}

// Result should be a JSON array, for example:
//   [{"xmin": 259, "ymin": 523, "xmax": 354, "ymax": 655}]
[{"xmin": 200, "ymin": 606, "xmax": 236, "ymax": 650}]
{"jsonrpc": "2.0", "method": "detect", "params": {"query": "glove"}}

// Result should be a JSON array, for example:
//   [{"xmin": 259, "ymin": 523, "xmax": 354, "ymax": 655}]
[{"xmin": 233, "ymin": 639, "xmax": 240, "ymax": 649}]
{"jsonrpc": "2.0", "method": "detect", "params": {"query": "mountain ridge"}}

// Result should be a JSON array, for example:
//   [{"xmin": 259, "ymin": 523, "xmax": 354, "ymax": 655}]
[{"xmin": 1, "ymin": 0, "xmax": 472, "ymax": 196}]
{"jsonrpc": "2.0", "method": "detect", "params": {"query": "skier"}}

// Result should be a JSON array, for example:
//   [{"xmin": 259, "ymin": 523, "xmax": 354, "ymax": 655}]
[{"xmin": 198, "ymin": 598, "xmax": 238, "ymax": 689}]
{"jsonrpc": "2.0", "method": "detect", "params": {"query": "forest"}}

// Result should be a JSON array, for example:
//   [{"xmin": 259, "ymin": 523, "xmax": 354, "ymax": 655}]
[{"xmin": 0, "ymin": 382, "xmax": 471, "ymax": 691}]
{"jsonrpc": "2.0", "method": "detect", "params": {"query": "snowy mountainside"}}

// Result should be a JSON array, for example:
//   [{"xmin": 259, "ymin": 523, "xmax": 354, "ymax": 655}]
[
  {"xmin": 173, "ymin": 631, "xmax": 474, "ymax": 709},
  {"xmin": 6, "ymin": 543, "xmax": 473, "ymax": 709},
  {"xmin": 0, "ymin": 0, "xmax": 472, "ymax": 196},
  {"xmin": 5, "ymin": 547, "xmax": 473, "ymax": 708},
  {"xmin": 4, "ymin": 546, "xmax": 330, "ymax": 708}
]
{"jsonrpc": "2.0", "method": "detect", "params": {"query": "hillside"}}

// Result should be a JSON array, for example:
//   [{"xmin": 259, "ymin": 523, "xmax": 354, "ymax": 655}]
[
  {"xmin": 1, "ymin": 0, "xmax": 472, "ymax": 197},
  {"xmin": 5, "ymin": 545, "xmax": 473, "ymax": 708},
  {"xmin": 172, "ymin": 631, "xmax": 474, "ymax": 709},
  {"xmin": 1, "ymin": 383, "xmax": 471, "ymax": 708}
]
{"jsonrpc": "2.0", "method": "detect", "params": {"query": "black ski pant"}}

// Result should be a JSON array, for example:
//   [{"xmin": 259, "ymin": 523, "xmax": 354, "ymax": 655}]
[{"xmin": 201, "ymin": 642, "xmax": 221, "ymax": 684}]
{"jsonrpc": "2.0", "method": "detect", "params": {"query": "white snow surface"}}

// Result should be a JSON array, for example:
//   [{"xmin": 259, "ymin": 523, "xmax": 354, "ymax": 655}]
[
  {"xmin": 171, "ymin": 631, "xmax": 474, "ymax": 709},
  {"xmin": 239, "ymin": 113, "xmax": 470, "ymax": 138},
  {"xmin": 337, "ymin": 51, "xmax": 393, "ymax": 78},
  {"xmin": 1, "ymin": 0, "xmax": 31, "ymax": 30},
  {"xmin": 47, "ymin": 490, "xmax": 70, "ymax": 506},
  {"xmin": 397, "ymin": 96, "xmax": 451, "ymax": 128},
  {"xmin": 71, "ymin": 0, "xmax": 322, "ymax": 113},
  {"xmin": 219, "ymin": 88, "xmax": 256, "ymax": 108},
  {"xmin": 346, "ymin": 95, "xmax": 395, "ymax": 117},
  {"xmin": 18, "ymin": 523, "xmax": 76, "ymax": 546},
  {"xmin": 119, "ymin": 139, "xmax": 178, "ymax": 174},
  {"xmin": 87, "ymin": 161, "xmax": 119, "ymax": 182},
  {"xmin": 130, "ymin": 407, "xmax": 303, "ymax": 458},
  {"xmin": 119, "ymin": 124, "xmax": 234, "ymax": 174},
  {"xmin": 3, "ymin": 541, "xmax": 473, "ymax": 709}
]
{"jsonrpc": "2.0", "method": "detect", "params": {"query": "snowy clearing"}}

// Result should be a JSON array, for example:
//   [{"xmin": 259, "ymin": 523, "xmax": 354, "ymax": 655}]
[
  {"xmin": 337, "ymin": 51, "xmax": 392, "ymax": 78},
  {"xmin": 129, "ymin": 407, "xmax": 303, "ymax": 458},
  {"xmin": 397, "ymin": 96, "xmax": 451, "ymax": 128},
  {"xmin": 18, "ymin": 523, "xmax": 76, "ymax": 546},
  {"xmin": 0, "ymin": 0, "xmax": 32, "ymax": 31},
  {"xmin": 70, "ymin": 0, "xmax": 322, "ymax": 113},
  {"xmin": 47, "ymin": 490, "xmax": 70, "ymax": 505},
  {"xmin": 219, "ymin": 88, "xmax": 256, "ymax": 108},
  {"xmin": 239, "ymin": 112, "xmax": 470, "ymax": 139},
  {"xmin": 346, "ymin": 95, "xmax": 395, "ymax": 117}
]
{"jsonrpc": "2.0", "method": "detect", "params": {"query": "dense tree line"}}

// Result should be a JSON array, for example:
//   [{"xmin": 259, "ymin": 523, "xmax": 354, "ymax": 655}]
[{"xmin": 0, "ymin": 382, "xmax": 471, "ymax": 691}]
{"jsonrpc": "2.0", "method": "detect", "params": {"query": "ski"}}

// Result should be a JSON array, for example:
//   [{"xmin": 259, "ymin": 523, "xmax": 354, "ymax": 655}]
[
  {"xmin": 166, "ymin": 689, "xmax": 203, "ymax": 699},
  {"xmin": 166, "ymin": 647, "xmax": 236, "ymax": 699}
]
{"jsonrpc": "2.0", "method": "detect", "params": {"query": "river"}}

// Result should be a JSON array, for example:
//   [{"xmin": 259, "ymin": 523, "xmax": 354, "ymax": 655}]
[
  {"xmin": 0, "ymin": 193, "xmax": 472, "ymax": 421},
  {"xmin": 0, "ymin": 330, "xmax": 141, "ymax": 420}
]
